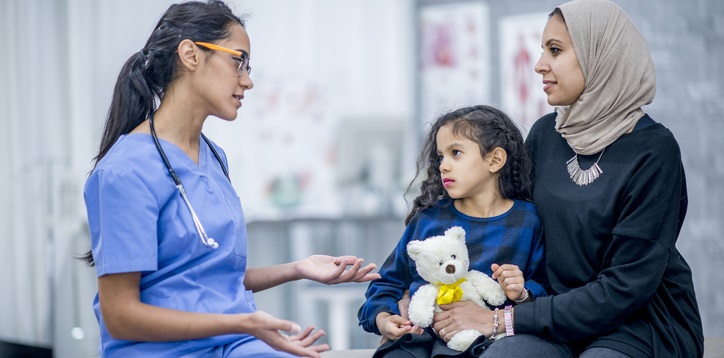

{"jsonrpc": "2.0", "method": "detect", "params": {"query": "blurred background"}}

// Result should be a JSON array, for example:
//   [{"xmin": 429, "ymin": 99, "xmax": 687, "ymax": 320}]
[{"xmin": 0, "ymin": 0, "xmax": 722, "ymax": 356}]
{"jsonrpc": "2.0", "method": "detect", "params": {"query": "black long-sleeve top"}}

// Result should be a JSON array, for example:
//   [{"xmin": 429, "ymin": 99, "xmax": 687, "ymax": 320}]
[{"xmin": 517, "ymin": 113, "xmax": 704, "ymax": 357}]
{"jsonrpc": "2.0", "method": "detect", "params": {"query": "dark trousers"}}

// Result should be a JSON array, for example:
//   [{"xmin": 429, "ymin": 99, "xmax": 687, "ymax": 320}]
[{"xmin": 480, "ymin": 334, "xmax": 630, "ymax": 358}]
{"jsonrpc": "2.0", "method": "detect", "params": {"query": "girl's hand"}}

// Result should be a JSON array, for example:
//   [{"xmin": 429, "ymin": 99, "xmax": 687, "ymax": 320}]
[
  {"xmin": 297, "ymin": 255, "xmax": 381, "ymax": 284},
  {"xmin": 397, "ymin": 290, "xmax": 424, "ymax": 335},
  {"xmin": 491, "ymin": 263, "xmax": 526, "ymax": 302},
  {"xmin": 243, "ymin": 311, "xmax": 329, "ymax": 358},
  {"xmin": 376, "ymin": 312, "xmax": 416, "ymax": 343}
]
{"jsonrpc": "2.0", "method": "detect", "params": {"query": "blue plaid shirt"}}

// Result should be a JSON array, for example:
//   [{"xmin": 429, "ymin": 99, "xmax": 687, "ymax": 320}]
[{"xmin": 358, "ymin": 199, "xmax": 546, "ymax": 335}]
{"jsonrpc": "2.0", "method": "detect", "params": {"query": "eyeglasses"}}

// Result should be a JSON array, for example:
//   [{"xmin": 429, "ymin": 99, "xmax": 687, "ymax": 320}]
[{"xmin": 194, "ymin": 41, "xmax": 251, "ymax": 76}]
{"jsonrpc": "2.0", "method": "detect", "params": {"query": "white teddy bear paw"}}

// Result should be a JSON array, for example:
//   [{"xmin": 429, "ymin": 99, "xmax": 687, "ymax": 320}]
[
  {"xmin": 487, "ymin": 287, "xmax": 508, "ymax": 306},
  {"xmin": 408, "ymin": 304, "xmax": 434, "ymax": 327},
  {"xmin": 447, "ymin": 329, "xmax": 482, "ymax": 351}
]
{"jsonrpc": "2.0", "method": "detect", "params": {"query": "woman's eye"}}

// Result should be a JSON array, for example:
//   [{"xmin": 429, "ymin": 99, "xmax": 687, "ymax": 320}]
[{"xmin": 550, "ymin": 47, "xmax": 561, "ymax": 55}]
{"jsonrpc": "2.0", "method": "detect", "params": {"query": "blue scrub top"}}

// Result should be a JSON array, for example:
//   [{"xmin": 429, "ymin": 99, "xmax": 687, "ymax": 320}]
[{"xmin": 84, "ymin": 134, "xmax": 255, "ymax": 356}]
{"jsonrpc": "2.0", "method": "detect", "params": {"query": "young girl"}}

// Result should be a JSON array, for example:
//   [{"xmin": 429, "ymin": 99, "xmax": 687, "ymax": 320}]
[
  {"xmin": 358, "ymin": 105, "xmax": 546, "ymax": 356},
  {"xmin": 82, "ymin": 1, "xmax": 379, "ymax": 357}
]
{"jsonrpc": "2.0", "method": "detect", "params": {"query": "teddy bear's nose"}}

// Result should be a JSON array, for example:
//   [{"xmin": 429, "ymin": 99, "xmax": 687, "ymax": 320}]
[{"xmin": 446, "ymin": 264, "xmax": 456, "ymax": 274}]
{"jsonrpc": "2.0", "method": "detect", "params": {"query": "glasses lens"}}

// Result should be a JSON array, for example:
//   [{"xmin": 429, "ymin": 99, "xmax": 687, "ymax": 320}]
[{"xmin": 234, "ymin": 56, "xmax": 251, "ymax": 76}]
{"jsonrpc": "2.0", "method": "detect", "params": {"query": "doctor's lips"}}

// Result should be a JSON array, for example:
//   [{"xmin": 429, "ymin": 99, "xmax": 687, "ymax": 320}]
[{"xmin": 442, "ymin": 178, "xmax": 454, "ymax": 187}]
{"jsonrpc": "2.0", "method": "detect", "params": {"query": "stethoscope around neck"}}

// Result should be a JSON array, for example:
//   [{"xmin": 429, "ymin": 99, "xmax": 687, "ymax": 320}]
[{"xmin": 149, "ymin": 112, "xmax": 229, "ymax": 249}]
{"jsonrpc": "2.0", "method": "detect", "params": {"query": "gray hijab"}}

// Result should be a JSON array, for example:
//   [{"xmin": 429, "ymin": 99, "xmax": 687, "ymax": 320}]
[{"xmin": 555, "ymin": 0, "xmax": 656, "ymax": 155}]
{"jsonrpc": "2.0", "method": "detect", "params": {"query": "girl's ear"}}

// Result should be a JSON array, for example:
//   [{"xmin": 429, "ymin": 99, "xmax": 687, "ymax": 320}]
[
  {"xmin": 488, "ymin": 147, "xmax": 507, "ymax": 173},
  {"xmin": 176, "ymin": 39, "xmax": 201, "ymax": 71}
]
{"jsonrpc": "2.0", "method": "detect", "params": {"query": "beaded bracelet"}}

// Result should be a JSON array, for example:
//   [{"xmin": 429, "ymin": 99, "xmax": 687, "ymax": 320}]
[
  {"xmin": 491, "ymin": 307, "xmax": 500, "ymax": 339},
  {"xmin": 504, "ymin": 305, "xmax": 514, "ymax": 336}
]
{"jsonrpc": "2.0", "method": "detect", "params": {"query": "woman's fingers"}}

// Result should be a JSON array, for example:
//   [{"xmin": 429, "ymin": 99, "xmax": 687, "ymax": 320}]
[
  {"xmin": 351, "ymin": 262, "xmax": 379, "ymax": 282},
  {"xmin": 330, "ymin": 259, "xmax": 381, "ymax": 284},
  {"xmin": 328, "ymin": 258, "xmax": 362, "ymax": 284},
  {"xmin": 292, "ymin": 326, "xmax": 325, "ymax": 346}
]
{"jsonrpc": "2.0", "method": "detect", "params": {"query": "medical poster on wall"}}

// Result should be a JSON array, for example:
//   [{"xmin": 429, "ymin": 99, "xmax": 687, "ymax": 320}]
[
  {"xmin": 205, "ymin": 78, "xmax": 341, "ymax": 220},
  {"xmin": 419, "ymin": 2, "xmax": 490, "ymax": 130},
  {"xmin": 499, "ymin": 12, "xmax": 553, "ymax": 135}
]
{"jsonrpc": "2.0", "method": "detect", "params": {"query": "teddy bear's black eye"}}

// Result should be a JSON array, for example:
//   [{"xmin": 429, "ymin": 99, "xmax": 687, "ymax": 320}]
[
  {"xmin": 439, "ymin": 261, "xmax": 443, "ymax": 266},
  {"xmin": 451, "ymin": 255, "xmax": 456, "ymax": 260}
]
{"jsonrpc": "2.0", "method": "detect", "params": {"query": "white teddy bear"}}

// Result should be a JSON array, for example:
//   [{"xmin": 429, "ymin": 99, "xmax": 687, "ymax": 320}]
[{"xmin": 407, "ymin": 226, "xmax": 507, "ymax": 351}]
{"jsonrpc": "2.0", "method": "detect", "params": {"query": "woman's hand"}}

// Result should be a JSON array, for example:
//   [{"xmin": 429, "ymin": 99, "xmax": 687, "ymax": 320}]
[
  {"xmin": 243, "ymin": 311, "xmax": 329, "ymax": 358},
  {"xmin": 433, "ymin": 301, "xmax": 494, "ymax": 341},
  {"xmin": 297, "ymin": 255, "xmax": 381, "ymax": 284},
  {"xmin": 491, "ymin": 263, "xmax": 527, "ymax": 302}
]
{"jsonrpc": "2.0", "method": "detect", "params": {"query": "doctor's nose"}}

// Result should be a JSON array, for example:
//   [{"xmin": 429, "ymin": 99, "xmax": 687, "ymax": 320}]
[{"xmin": 240, "ymin": 72, "xmax": 254, "ymax": 90}]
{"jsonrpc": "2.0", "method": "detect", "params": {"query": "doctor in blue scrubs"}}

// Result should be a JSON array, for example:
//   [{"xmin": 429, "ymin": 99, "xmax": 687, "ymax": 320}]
[{"xmin": 81, "ymin": 1, "xmax": 381, "ymax": 357}]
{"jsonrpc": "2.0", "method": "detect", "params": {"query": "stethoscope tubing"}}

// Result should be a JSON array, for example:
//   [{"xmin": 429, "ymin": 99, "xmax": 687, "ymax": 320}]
[{"xmin": 149, "ymin": 112, "xmax": 229, "ymax": 249}]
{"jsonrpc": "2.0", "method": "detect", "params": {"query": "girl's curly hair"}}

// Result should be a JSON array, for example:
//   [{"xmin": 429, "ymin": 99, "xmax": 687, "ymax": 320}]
[{"xmin": 405, "ymin": 105, "xmax": 532, "ymax": 225}]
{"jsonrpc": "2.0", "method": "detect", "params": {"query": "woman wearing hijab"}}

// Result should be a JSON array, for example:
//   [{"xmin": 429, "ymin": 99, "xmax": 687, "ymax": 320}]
[{"xmin": 437, "ymin": 0, "xmax": 704, "ymax": 356}]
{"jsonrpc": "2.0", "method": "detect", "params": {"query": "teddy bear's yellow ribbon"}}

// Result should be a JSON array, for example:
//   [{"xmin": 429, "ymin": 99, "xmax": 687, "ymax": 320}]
[{"xmin": 436, "ymin": 278, "xmax": 467, "ymax": 305}]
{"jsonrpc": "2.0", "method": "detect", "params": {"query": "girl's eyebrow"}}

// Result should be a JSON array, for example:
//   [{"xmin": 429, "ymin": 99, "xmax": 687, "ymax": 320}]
[{"xmin": 440, "ymin": 143, "xmax": 464, "ymax": 152}]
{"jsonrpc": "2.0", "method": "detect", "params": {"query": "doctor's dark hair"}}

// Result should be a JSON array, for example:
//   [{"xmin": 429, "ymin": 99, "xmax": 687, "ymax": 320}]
[
  {"xmin": 404, "ymin": 105, "xmax": 532, "ymax": 225},
  {"xmin": 82, "ymin": 0, "xmax": 243, "ymax": 266},
  {"xmin": 93, "ymin": 0, "xmax": 244, "ymax": 167}
]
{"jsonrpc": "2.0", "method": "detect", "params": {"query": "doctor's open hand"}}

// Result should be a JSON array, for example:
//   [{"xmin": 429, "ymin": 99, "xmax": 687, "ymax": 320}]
[
  {"xmin": 296, "ymin": 255, "xmax": 381, "ymax": 284},
  {"xmin": 242, "ymin": 310, "xmax": 329, "ymax": 358}
]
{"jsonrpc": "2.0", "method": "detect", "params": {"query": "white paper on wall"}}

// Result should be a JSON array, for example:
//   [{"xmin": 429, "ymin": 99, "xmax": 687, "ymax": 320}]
[
  {"xmin": 499, "ymin": 12, "xmax": 553, "ymax": 136},
  {"xmin": 419, "ymin": 2, "xmax": 490, "ymax": 130},
  {"xmin": 206, "ymin": 78, "xmax": 341, "ymax": 220}
]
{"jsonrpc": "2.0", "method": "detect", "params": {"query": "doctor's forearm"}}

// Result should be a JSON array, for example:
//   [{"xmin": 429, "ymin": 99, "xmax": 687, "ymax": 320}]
[
  {"xmin": 98, "ymin": 272, "xmax": 248, "ymax": 341},
  {"xmin": 104, "ymin": 300, "xmax": 246, "ymax": 341},
  {"xmin": 245, "ymin": 263, "xmax": 300, "ymax": 292}
]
